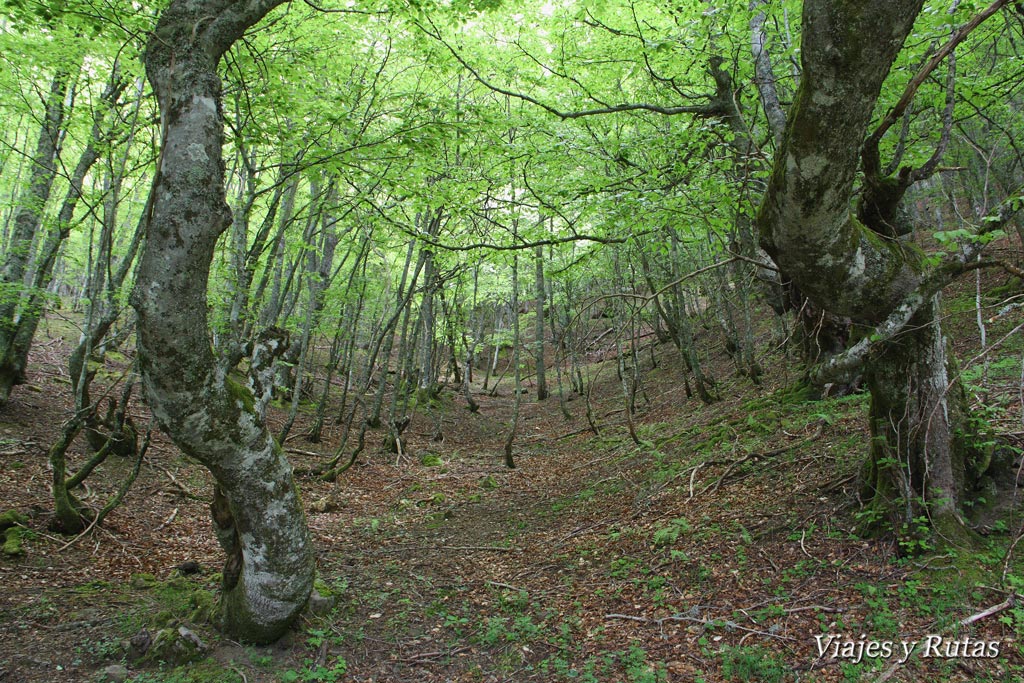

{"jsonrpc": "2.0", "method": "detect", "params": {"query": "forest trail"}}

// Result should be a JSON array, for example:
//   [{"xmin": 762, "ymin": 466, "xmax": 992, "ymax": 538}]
[{"xmin": 0, "ymin": 319, "xmax": 1021, "ymax": 682}]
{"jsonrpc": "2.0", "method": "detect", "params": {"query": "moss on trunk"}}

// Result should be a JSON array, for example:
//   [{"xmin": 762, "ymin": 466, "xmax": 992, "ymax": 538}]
[
  {"xmin": 858, "ymin": 299, "xmax": 991, "ymax": 550},
  {"xmin": 135, "ymin": 0, "xmax": 311, "ymax": 644}
]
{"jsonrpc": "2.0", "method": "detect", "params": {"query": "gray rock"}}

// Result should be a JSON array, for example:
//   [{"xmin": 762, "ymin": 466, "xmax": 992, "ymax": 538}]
[
  {"xmin": 307, "ymin": 589, "xmax": 336, "ymax": 615},
  {"xmin": 141, "ymin": 626, "xmax": 208, "ymax": 666},
  {"xmin": 97, "ymin": 664, "xmax": 130, "ymax": 683}
]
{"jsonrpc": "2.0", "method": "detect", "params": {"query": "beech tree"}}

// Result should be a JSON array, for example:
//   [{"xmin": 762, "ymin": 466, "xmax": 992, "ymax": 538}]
[
  {"xmin": 756, "ymin": 0, "xmax": 1022, "ymax": 544},
  {"xmin": 132, "ymin": 0, "xmax": 313, "ymax": 642}
]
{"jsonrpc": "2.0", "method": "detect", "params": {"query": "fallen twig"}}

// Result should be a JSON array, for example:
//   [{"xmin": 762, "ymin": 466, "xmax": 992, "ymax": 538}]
[
  {"xmin": 404, "ymin": 646, "xmax": 471, "ymax": 663},
  {"xmin": 960, "ymin": 594, "xmax": 1017, "ymax": 626},
  {"xmin": 285, "ymin": 447, "xmax": 326, "ymax": 458},
  {"xmin": 155, "ymin": 507, "xmax": 179, "ymax": 531},
  {"xmin": 147, "ymin": 461, "xmax": 203, "ymax": 500},
  {"xmin": 604, "ymin": 613, "xmax": 795, "ymax": 641}
]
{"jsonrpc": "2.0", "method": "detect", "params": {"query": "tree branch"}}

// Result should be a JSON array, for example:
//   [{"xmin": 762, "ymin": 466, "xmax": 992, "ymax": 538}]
[
  {"xmin": 812, "ymin": 187, "xmax": 1024, "ymax": 384},
  {"xmin": 862, "ymin": 0, "xmax": 1012, "ymax": 176},
  {"xmin": 416, "ymin": 17, "xmax": 729, "ymax": 121}
]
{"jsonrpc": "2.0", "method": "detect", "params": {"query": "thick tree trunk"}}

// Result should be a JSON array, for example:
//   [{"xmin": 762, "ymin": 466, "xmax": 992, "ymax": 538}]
[
  {"xmin": 756, "ymin": 0, "xmax": 1011, "ymax": 543},
  {"xmin": 860, "ymin": 298, "xmax": 984, "ymax": 547},
  {"xmin": 134, "ymin": 0, "xmax": 312, "ymax": 644}
]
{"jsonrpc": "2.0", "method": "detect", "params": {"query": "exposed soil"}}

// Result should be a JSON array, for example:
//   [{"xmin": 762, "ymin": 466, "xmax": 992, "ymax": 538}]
[{"xmin": 1, "ymin": 281, "xmax": 1023, "ymax": 682}]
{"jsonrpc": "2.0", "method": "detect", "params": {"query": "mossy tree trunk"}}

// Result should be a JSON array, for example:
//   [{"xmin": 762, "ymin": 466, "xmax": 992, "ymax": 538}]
[
  {"xmin": 0, "ymin": 71, "xmax": 70, "ymax": 404},
  {"xmin": 860, "ymin": 299, "xmax": 982, "ymax": 547},
  {"xmin": 133, "ymin": 0, "xmax": 313, "ymax": 644},
  {"xmin": 757, "ymin": 0, "xmax": 1014, "ymax": 544}
]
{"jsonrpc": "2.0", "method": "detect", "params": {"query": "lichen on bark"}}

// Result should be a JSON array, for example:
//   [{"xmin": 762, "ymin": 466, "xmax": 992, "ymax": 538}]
[
  {"xmin": 756, "ymin": 0, "xmax": 1005, "ymax": 546},
  {"xmin": 133, "ymin": 0, "xmax": 312, "ymax": 644}
]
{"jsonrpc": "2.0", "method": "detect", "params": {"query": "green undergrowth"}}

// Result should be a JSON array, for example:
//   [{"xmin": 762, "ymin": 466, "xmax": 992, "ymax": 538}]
[{"xmin": 639, "ymin": 385, "xmax": 868, "ymax": 488}]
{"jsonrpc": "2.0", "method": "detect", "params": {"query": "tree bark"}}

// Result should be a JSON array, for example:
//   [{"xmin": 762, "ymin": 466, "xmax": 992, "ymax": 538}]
[
  {"xmin": 0, "ymin": 70, "xmax": 71, "ymax": 403},
  {"xmin": 756, "ymin": 0, "xmax": 1008, "ymax": 543},
  {"xmin": 533, "ymin": 244, "xmax": 548, "ymax": 400},
  {"xmin": 503, "ymin": 253, "xmax": 521, "ymax": 469},
  {"xmin": 758, "ymin": 0, "xmax": 925, "ymax": 323},
  {"xmin": 859, "ymin": 298, "xmax": 981, "ymax": 547},
  {"xmin": 134, "ymin": 0, "xmax": 313, "ymax": 643}
]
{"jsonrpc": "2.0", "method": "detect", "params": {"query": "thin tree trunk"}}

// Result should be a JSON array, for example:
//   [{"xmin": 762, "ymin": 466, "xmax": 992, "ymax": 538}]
[
  {"xmin": 533, "ymin": 244, "xmax": 548, "ymax": 400},
  {"xmin": 503, "ymin": 254, "xmax": 521, "ymax": 470},
  {"xmin": 0, "ymin": 70, "xmax": 72, "ymax": 402}
]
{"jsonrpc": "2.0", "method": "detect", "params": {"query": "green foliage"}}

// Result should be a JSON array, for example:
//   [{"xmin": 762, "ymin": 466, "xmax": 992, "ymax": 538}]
[
  {"xmin": 719, "ymin": 645, "xmax": 787, "ymax": 683},
  {"xmin": 126, "ymin": 659, "xmax": 242, "ymax": 683},
  {"xmin": 651, "ymin": 517, "xmax": 691, "ymax": 548},
  {"xmin": 0, "ymin": 509, "xmax": 28, "ymax": 531},
  {"xmin": 856, "ymin": 582, "xmax": 899, "ymax": 637},
  {"xmin": 420, "ymin": 452, "xmax": 443, "ymax": 467},
  {"xmin": 2, "ymin": 526, "xmax": 25, "ymax": 555},
  {"xmin": 279, "ymin": 658, "xmax": 348, "ymax": 683}
]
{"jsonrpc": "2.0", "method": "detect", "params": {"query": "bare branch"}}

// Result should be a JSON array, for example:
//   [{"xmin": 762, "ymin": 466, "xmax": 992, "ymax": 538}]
[{"xmin": 415, "ymin": 17, "xmax": 728, "ymax": 121}]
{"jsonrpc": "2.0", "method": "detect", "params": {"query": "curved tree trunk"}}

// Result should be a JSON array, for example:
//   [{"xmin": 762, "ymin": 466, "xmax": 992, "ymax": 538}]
[
  {"xmin": 133, "ymin": 0, "xmax": 313, "ymax": 643},
  {"xmin": 756, "ymin": 0, "xmax": 1014, "ymax": 543}
]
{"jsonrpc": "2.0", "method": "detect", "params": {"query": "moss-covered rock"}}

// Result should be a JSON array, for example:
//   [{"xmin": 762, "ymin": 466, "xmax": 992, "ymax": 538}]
[
  {"xmin": 0, "ymin": 509, "xmax": 27, "ymax": 531},
  {"xmin": 130, "ymin": 573, "xmax": 158, "ymax": 589},
  {"xmin": 3, "ymin": 526, "xmax": 24, "ymax": 556},
  {"xmin": 141, "ymin": 626, "xmax": 208, "ymax": 666},
  {"xmin": 188, "ymin": 589, "xmax": 215, "ymax": 624}
]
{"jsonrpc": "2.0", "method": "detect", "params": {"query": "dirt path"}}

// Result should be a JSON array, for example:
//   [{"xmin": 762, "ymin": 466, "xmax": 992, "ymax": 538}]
[{"xmin": 1, "ymin": 333, "xmax": 1022, "ymax": 682}]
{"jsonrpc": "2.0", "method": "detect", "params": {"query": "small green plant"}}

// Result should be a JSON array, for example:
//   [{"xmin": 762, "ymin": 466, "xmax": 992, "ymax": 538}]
[
  {"xmin": 652, "ymin": 517, "xmax": 690, "ymax": 547},
  {"xmin": 126, "ymin": 659, "xmax": 243, "ymax": 682},
  {"xmin": 279, "ymin": 658, "xmax": 348, "ymax": 683},
  {"xmin": 76, "ymin": 636, "xmax": 122, "ymax": 663},
  {"xmin": 609, "ymin": 555, "xmax": 641, "ymax": 578},
  {"xmin": 857, "ymin": 582, "xmax": 898, "ymax": 636},
  {"xmin": 621, "ymin": 645, "xmax": 667, "ymax": 683},
  {"xmin": 720, "ymin": 644, "xmax": 787, "ymax": 683},
  {"xmin": 497, "ymin": 589, "xmax": 531, "ymax": 613},
  {"xmin": 248, "ymin": 650, "xmax": 274, "ymax": 668},
  {"xmin": 896, "ymin": 513, "xmax": 934, "ymax": 555}
]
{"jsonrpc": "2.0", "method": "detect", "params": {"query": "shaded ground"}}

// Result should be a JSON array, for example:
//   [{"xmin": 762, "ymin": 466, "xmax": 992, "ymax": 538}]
[{"xmin": 1, "ymin": 278, "xmax": 1023, "ymax": 682}]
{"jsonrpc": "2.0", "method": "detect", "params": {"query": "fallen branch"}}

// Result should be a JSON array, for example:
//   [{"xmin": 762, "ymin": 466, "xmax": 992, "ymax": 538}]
[
  {"xmin": 404, "ymin": 646, "xmax": 471, "ymax": 663},
  {"xmin": 604, "ymin": 613, "xmax": 794, "ymax": 641},
  {"xmin": 872, "ymin": 592, "xmax": 1021, "ymax": 683},
  {"xmin": 285, "ymin": 447, "xmax": 326, "ymax": 458},
  {"xmin": 960, "ymin": 594, "xmax": 1017, "ymax": 626},
  {"xmin": 156, "ymin": 507, "xmax": 179, "ymax": 531},
  {"xmin": 147, "ymin": 461, "xmax": 203, "ymax": 501}
]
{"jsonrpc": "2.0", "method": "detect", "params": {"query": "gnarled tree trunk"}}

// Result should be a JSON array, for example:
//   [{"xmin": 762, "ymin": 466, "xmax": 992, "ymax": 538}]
[
  {"xmin": 860, "ymin": 298, "xmax": 982, "ymax": 546},
  {"xmin": 133, "ymin": 0, "xmax": 313, "ymax": 643},
  {"xmin": 757, "ymin": 0, "xmax": 1011, "ymax": 544}
]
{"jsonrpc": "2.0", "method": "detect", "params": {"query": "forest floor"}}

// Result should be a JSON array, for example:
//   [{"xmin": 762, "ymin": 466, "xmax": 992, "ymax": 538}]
[{"xmin": 1, "ymin": 279, "xmax": 1024, "ymax": 683}]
